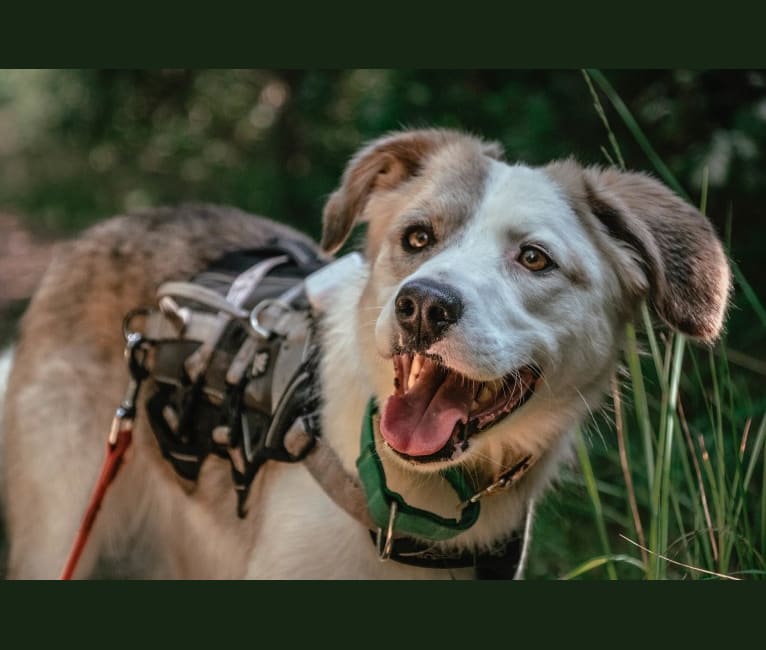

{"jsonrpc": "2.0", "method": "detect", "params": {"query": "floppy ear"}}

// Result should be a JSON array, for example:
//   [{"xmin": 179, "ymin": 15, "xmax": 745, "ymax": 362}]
[
  {"xmin": 321, "ymin": 129, "xmax": 503, "ymax": 254},
  {"xmin": 580, "ymin": 167, "xmax": 731, "ymax": 343},
  {"xmin": 546, "ymin": 160, "xmax": 731, "ymax": 343}
]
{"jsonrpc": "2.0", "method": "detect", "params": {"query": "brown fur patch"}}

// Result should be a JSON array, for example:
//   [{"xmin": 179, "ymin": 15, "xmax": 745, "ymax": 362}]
[
  {"xmin": 544, "ymin": 160, "xmax": 731, "ymax": 342},
  {"xmin": 366, "ymin": 139, "xmax": 497, "ymax": 262},
  {"xmin": 8, "ymin": 204, "xmax": 321, "ymax": 396},
  {"xmin": 321, "ymin": 129, "xmax": 503, "ymax": 255}
]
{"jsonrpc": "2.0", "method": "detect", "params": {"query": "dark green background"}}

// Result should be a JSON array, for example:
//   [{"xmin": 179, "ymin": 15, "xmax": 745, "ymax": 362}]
[{"xmin": 3, "ymin": 70, "xmax": 764, "ymax": 350}]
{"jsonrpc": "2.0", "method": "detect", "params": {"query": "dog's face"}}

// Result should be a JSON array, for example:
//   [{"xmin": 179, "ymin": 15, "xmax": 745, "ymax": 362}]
[{"xmin": 322, "ymin": 129, "xmax": 731, "ymax": 474}]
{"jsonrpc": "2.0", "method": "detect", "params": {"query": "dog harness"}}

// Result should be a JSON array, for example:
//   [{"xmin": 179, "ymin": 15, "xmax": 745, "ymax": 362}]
[
  {"xmin": 135, "ymin": 240, "xmax": 325, "ymax": 516},
  {"xmin": 66, "ymin": 240, "xmax": 534, "ymax": 578}
]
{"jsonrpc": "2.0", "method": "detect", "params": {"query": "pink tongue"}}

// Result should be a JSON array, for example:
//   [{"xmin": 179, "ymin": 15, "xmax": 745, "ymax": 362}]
[{"xmin": 380, "ymin": 361, "xmax": 473, "ymax": 457}]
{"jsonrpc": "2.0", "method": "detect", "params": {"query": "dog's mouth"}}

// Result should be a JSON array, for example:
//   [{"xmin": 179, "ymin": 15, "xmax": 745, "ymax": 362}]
[{"xmin": 380, "ymin": 353, "xmax": 540, "ymax": 463}]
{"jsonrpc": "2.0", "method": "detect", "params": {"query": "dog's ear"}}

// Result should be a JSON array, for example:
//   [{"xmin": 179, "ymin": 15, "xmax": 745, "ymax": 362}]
[
  {"xmin": 587, "ymin": 167, "xmax": 731, "ymax": 343},
  {"xmin": 321, "ymin": 129, "xmax": 503, "ymax": 254},
  {"xmin": 548, "ymin": 161, "xmax": 731, "ymax": 343}
]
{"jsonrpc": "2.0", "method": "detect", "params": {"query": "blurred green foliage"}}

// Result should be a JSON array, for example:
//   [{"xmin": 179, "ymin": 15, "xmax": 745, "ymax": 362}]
[
  {"xmin": 1, "ymin": 70, "xmax": 764, "ymax": 338},
  {"xmin": 0, "ymin": 71, "xmax": 761, "ymax": 231}
]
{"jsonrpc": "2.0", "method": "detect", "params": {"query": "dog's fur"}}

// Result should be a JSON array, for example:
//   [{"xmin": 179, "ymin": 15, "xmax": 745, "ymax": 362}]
[{"xmin": 0, "ymin": 129, "xmax": 731, "ymax": 579}]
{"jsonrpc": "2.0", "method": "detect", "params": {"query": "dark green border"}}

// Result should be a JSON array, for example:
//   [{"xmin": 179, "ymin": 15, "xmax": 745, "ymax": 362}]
[
  {"xmin": 1, "ymin": 7, "xmax": 764, "ymax": 67},
  {"xmin": 1, "ymin": 581, "xmax": 762, "ymax": 640},
  {"xmin": 2, "ymin": 9, "xmax": 764, "ymax": 643}
]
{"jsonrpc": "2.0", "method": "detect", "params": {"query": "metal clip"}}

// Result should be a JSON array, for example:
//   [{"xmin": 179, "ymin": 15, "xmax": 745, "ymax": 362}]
[
  {"xmin": 375, "ymin": 501, "xmax": 398, "ymax": 561},
  {"xmin": 108, "ymin": 333, "xmax": 150, "ymax": 445},
  {"xmin": 122, "ymin": 306, "xmax": 152, "ymax": 343},
  {"xmin": 459, "ymin": 455, "xmax": 533, "ymax": 509},
  {"xmin": 249, "ymin": 298, "xmax": 292, "ymax": 339},
  {"xmin": 125, "ymin": 333, "xmax": 150, "ymax": 378},
  {"xmin": 108, "ymin": 379, "xmax": 139, "ymax": 445}
]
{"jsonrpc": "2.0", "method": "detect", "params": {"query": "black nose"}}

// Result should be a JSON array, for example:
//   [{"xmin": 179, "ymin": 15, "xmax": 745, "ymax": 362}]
[{"xmin": 394, "ymin": 279, "xmax": 463, "ymax": 350}]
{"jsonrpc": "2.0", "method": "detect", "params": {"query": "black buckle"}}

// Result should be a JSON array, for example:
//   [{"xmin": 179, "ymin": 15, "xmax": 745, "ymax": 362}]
[{"xmin": 366, "ymin": 529, "xmax": 523, "ymax": 577}]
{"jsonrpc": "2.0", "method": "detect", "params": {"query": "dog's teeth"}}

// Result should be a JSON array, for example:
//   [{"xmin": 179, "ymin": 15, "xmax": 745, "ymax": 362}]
[
  {"xmin": 477, "ymin": 385, "xmax": 493, "ymax": 404},
  {"xmin": 405, "ymin": 354, "xmax": 424, "ymax": 390},
  {"xmin": 411, "ymin": 354, "xmax": 423, "ymax": 378}
]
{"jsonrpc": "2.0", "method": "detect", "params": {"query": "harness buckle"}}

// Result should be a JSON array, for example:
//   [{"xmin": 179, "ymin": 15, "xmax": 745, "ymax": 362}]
[
  {"xmin": 249, "ymin": 298, "xmax": 293, "ymax": 339},
  {"xmin": 375, "ymin": 501, "xmax": 398, "ymax": 561}
]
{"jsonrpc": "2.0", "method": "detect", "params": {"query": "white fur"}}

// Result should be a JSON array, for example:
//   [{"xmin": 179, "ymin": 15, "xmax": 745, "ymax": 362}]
[
  {"xmin": 0, "ymin": 346, "xmax": 13, "ymax": 496},
  {"xmin": 371, "ymin": 163, "xmax": 621, "ymax": 461}
]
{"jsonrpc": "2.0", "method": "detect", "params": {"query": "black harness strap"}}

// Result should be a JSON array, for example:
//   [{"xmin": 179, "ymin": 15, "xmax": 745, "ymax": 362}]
[{"xmin": 367, "ymin": 530, "xmax": 523, "ymax": 578}]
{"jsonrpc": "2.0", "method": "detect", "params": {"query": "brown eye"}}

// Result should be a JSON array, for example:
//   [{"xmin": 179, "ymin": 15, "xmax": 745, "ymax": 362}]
[
  {"xmin": 518, "ymin": 245, "xmax": 554, "ymax": 272},
  {"xmin": 403, "ymin": 227, "xmax": 433, "ymax": 251}
]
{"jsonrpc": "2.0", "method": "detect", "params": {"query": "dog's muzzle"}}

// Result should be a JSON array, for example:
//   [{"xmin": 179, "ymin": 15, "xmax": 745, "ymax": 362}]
[{"xmin": 379, "ymin": 352, "xmax": 540, "ymax": 463}]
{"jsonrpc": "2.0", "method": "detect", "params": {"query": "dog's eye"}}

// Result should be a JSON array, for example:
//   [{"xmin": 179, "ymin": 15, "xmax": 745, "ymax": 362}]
[
  {"xmin": 518, "ymin": 245, "xmax": 554, "ymax": 272},
  {"xmin": 403, "ymin": 226, "xmax": 433, "ymax": 252}
]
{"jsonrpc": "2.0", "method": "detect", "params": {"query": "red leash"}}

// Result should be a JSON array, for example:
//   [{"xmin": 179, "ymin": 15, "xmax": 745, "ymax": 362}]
[
  {"xmin": 60, "ymin": 332, "xmax": 147, "ymax": 580},
  {"xmin": 59, "ymin": 421, "xmax": 133, "ymax": 580}
]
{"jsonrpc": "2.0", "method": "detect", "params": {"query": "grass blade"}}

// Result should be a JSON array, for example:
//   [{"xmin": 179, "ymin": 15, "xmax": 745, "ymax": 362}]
[
  {"xmin": 612, "ymin": 377, "xmax": 648, "ymax": 567},
  {"xmin": 649, "ymin": 334, "xmax": 686, "ymax": 578},
  {"xmin": 576, "ymin": 428, "xmax": 619, "ymax": 579},
  {"xmin": 584, "ymin": 69, "xmax": 685, "ymax": 197},
  {"xmin": 561, "ymin": 555, "xmax": 645, "ymax": 580},
  {"xmin": 621, "ymin": 534, "xmax": 741, "ymax": 580},
  {"xmin": 625, "ymin": 322, "xmax": 656, "ymax": 490}
]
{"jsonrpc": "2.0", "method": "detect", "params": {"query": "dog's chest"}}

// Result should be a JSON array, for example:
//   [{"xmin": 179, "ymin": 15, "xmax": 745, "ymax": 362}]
[{"xmin": 244, "ymin": 461, "xmax": 474, "ymax": 579}]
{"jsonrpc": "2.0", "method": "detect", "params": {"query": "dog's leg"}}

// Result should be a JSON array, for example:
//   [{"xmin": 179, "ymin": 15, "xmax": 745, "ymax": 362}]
[
  {"xmin": 0, "ymin": 346, "xmax": 15, "ymax": 574},
  {"xmin": 2, "ymin": 349, "xmax": 121, "ymax": 578},
  {"xmin": 1, "ymin": 344, "xmax": 183, "ymax": 579}
]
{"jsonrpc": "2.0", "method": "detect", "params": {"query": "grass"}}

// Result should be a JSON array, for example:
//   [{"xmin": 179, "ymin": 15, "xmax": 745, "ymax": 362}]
[{"xmin": 527, "ymin": 70, "xmax": 766, "ymax": 580}]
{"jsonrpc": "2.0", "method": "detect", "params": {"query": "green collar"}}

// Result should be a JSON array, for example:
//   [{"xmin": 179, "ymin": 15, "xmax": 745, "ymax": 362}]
[{"xmin": 355, "ymin": 398, "xmax": 480, "ymax": 541}]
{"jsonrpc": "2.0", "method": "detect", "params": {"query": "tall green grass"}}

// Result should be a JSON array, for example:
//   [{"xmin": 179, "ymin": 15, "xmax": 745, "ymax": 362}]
[{"xmin": 533, "ymin": 70, "xmax": 766, "ymax": 580}]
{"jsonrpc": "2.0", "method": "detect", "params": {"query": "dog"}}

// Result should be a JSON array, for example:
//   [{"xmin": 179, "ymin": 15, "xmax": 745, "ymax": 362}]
[{"xmin": 0, "ymin": 128, "xmax": 731, "ymax": 579}]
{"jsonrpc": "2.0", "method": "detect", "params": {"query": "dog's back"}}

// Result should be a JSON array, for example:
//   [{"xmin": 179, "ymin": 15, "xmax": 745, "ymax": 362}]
[{"xmin": 1, "ymin": 204, "xmax": 318, "ymax": 578}]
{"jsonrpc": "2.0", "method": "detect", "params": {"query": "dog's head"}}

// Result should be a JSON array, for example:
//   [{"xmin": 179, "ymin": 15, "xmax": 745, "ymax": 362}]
[{"xmin": 322, "ymin": 129, "xmax": 731, "ymax": 473}]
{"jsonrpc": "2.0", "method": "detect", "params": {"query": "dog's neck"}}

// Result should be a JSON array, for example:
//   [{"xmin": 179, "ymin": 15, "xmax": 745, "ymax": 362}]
[{"xmin": 316, "ymin": 264, "xmax": 371, "ymax": 474}]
